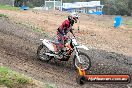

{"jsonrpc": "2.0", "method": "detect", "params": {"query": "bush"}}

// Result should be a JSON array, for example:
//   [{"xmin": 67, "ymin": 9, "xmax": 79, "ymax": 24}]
[{"xmin": 26, "ymin": 2, "xmax": 34, "ymax": 8}]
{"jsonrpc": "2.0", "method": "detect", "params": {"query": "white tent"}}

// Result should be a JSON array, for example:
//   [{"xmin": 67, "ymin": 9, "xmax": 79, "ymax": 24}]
[
  {"xmin": 63, "ymin": 1, "xmax": 103, "ymax": 9},
  {"xmin": 63, "ymin": 1, "xmax": 104, "ymax": 15}
]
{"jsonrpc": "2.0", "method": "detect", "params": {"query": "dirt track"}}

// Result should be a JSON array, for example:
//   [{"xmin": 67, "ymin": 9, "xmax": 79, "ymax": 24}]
[
  {"xmin": 0, "ymin": 10, "xmax": 132, "ymax": 56},
  {"xmin": 0, "ymin": 16, "xmax": 132, "ymax": 88}
]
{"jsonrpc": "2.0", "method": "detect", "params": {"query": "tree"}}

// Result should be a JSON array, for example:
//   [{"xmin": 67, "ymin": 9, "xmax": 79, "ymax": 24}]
[
  {"xmin": 14, "ymin": 0, "xmax": 28, "ymax": 7},
  {"xmin": 128, "ymin": 0, "xmax": 132, "ymax": 15},
  {"xmin": 102, "ymin": 0, "xmax": 131, "ymax": 16}
]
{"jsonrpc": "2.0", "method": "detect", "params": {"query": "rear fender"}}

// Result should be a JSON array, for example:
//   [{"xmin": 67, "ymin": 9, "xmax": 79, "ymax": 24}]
[{"xmin": 41, "ymin": 39, "xmax": 55, "ymax": 52}]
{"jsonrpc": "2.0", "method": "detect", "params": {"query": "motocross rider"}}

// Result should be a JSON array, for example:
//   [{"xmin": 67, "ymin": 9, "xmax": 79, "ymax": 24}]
[{"xmin": 57, "ymin": 12, "xmax": 79, "ymax": 54}]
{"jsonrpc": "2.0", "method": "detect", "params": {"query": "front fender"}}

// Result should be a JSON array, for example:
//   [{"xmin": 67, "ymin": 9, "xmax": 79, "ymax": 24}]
[{"xmin": 76, "ymin": 45, "xmax": 89, "ymax": 50}]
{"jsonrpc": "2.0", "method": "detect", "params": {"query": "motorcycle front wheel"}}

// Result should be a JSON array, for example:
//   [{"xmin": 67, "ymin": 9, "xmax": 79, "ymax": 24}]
[{"xmin": 73, "ymin": 52, "xmax": 91, "ymax": 71}]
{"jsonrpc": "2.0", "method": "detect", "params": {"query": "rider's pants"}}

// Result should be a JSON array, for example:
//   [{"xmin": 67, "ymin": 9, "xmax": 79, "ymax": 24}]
[{"xmin": 57, "ymin": 31, "xmax": 68, "ymax": 48}]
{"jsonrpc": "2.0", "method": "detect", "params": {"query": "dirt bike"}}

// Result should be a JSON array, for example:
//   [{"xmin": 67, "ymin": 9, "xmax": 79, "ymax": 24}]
[{"xmin": 37, "ymin": 35, "xmax": 91, "ymax": 71}]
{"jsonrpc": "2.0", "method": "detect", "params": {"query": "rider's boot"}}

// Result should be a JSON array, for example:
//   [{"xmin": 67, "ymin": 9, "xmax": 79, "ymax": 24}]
[{"xmin": 54, "ymin": 45, "xmax": 63, "ymax": 58}]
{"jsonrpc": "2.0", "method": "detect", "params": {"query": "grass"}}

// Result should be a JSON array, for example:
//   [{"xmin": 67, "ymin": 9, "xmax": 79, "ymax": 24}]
[
  {"xmin": 0, "ymin": 66, "xmax": 29, "ymax": 88},
  {"xmin": 0, "ymin": 66, "xmax": 57, "ymax": 88},
  {"xmin": 32, "ymin": 27, "xmax": 50, "ymax": 38},
  {"xmin": 0, "ymin": 14, "xmax": 8, "ymax": 18},
  {"xmin": 44, "ymin": 83, "xmax": 55, "ymax": 88},
  {"xmin": 16, "ymin": 21, "xmax": 50, "ymax": 38},
  {"xmin": 126, "ymin": 21, "xmax": 132, "ymax": 27},
  {"xmin": 122, "ymin": 21, "xmax": 132, "ymax": 25},
  {"xmin": 122, "ymin": 19, "xmax": 132, "ymax": 28},
  {"xmin": 0, "ymin": 5, "xmax": 19, "ymax": 11}
]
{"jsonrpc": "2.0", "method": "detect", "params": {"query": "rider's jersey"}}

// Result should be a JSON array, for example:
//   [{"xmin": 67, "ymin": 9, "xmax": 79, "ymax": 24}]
[{"xmin": 58, "ymin": 19, "xmax": 71, "ymax": 35}]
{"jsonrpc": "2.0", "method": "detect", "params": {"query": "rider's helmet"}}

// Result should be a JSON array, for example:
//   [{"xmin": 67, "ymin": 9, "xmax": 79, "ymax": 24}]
[
  {"xmin": 68, "ymin": 12, "xmax": 79, "ymax": 26},
  {"xmin": 70, "ymin": 12, "xmax": 79, "ymax": 23}
]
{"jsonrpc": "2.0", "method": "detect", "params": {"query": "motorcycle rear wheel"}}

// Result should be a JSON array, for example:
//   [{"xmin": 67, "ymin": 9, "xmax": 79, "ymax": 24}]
[{"xmin": 37, "ymin": 44, "xmax": 51, "ymax": 61}]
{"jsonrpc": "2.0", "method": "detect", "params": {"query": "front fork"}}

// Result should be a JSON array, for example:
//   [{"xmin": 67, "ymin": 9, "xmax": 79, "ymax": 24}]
[{"xmin": 74, "ymin": 48, "xmax": 82, "ymax": 64}]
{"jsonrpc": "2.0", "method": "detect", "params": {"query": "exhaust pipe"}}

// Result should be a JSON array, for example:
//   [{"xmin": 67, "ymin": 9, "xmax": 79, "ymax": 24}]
[{"xmin": 45, "ymin": 53, "xmax": 60, "ymax": 58}]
